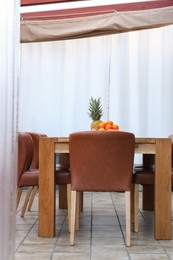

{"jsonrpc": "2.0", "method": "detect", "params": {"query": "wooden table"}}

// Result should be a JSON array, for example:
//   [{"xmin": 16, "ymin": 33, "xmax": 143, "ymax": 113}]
[{"xmin": 38, "ymin": 137, "xmax": 172, "ymax": 240}]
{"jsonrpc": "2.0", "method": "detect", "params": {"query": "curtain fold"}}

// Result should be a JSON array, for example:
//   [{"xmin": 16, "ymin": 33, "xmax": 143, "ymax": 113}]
[
  {"xmin": 0, "ymin": 0, "xmax": 20, "ymax": 259},
  {"xmin": 21, "ymin": 5, "xmax": 173, "ymax": 43},
  {"xmin": 109, "ymin": 26, "xmax": 173, "ymax": 137}
]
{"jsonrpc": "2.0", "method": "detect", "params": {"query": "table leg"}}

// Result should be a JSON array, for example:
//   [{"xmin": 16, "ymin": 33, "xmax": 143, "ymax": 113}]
[
  {"xmin": 38, "ymin": 138, "xmax": 55, "ymax": 237},
  {"xmin": 155, "ymin": 138, "xmax": 172, "ymax": 240},
  {"xmin": 59, "ymin": 184, "xmax": 67, "ymax": 209},
  {"xmin": 142, "ymin": 154, "xmax": 155, "ymax": 210},
  {"xmin": 143, "ymin": 185, "xmax": 154, "ymax": 210},
  {"xmin": 58, "ymin": 154, "xmax": 69, "ymax": 209}
]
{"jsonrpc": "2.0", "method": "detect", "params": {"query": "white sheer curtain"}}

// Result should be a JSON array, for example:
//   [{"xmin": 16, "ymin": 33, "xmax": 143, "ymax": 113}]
[
  {"xmin": 19, "ymin": 36, "xmax": 112, "ymax": 135},
  {"xmin": 0, "ymin": 0, "xmax": 19, "ymax": 259},
  {"xmin": 109, "ymin": 25, "xmax": 173, "ymax": 137},
  {"xmin": 19, "ymin": 25, "xmax": 173, "ymax": 138}
]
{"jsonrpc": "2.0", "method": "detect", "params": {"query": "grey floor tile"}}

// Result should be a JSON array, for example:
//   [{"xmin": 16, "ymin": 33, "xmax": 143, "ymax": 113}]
[
  {"xmin": 92, "ymin": 229, "xmax": 123, "ymax": 238},
  {"xmin": 91, "ymin": 245, "xmax": 129, "ymax": 259},
  {"xmin": 131, "ymin": 237, "xmax": 160, "ymax": 246},
  {"xmin": 127, "ymin": 245, "xmax": 165, "ymax": 254},
  {"xmin": 52, "ymin": 252, "xmax": 90, "ymax": 259},
  {"xmin": 163, "ymin": 246, "xmax": 173, "ymax": 254},
  {"xmin": 17, "ymin": 243, "xmax": 55, "ymax": 253},
  {"xmin": 92, "ymin": 236, "xmax": 124, "ymax": 245},
  {"xmin": 15, "ymin": 252, "xmax": 52, "ymax": 260},
  {"xmin": 130, "ymin": 254, "xmax": 170, "ymax": 260},
  {"xmin": 54, "ymin": 244, "xmax": 90, "ymax": 253},
  {"xmin": 22, "ymin": 236, "xmax": 58, "ymax": 244}
]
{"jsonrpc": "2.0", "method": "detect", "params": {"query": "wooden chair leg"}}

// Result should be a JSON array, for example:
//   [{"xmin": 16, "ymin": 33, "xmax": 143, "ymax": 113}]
[
  {"xmin": 27, "ymin": 186, "xmax": 38, "ymax": 211},
  {"xmin": 17, "ymin": 187, "xmax": 23, "ymax": 209},
  {"xmin": 125, "ymin": 191, "xmax": 131, "ymax": 247},
  {"xmin": 21, "ymin": 186, "xmax": 33, "ymax": 218},
  {"xmin": 67, "ymin": 185, "xmax": 80, "ymax": 233},
  {"xmin": 75, "ymin": 192, "xmax": 80, "ymax": 231},
  {"xmin": 134, "ymin": 184, "xmax": 139, "ymax": 233},
  {"xmin": 131, "ymin": 184, "xmax": 134, "ymax": 224},
  {"xmin": 70, "ymin": 190, "xmax": 76, "ymax": 246},
  {"xmin": 67, "ymin": 184, "xmax": 71, "ymax": 232}
]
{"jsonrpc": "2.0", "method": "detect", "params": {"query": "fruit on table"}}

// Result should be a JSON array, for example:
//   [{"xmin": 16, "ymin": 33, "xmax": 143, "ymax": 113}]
[
  {"xmin": 88, "ymin": 97, "xmax": 103, "ymax": 130},
  {"xmin": 98, "ymin": 120, "xmax": 119, "ymax": 131}
]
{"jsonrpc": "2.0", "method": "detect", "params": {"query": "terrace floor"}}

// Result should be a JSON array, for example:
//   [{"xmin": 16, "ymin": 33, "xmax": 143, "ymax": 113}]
[{"xmin": 15, "ymin": 189, "xmax": 173, "ymax": 260}]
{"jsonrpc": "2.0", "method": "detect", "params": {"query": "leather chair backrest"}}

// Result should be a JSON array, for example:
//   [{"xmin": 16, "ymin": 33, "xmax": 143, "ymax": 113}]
[
  {"xmin": 27, "ymin": 132, "xmax": 47, "ymax": 169},
  {"xmin": 69, "ymin": 131, "xmax": 135, "ymax": 192},
  {"xmin": 18, "ymin": 132, "xmax": 33, "ymax": 184}
]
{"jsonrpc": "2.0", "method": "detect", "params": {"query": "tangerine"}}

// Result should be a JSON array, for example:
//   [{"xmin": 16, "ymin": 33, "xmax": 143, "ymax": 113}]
[
  {"xmin": 106, "ymin": 120, "xmax": 113, "ymax": 125},
  {"xmin": 113, "ymin": 124, "xmax": 119, "ymax": 130},
  {"xmin": 105, "ymin": 124, "xmax": 113, "ymax": 130}
]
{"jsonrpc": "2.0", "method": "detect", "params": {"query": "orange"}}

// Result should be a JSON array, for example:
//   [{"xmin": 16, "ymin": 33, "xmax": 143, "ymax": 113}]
[
  {"xmin": 113, "ymin": 124, "xmax": 119, "ymax": 130},
  {"xmin": 105, "ymin": 124, "xmax": 113, "ymax": 130},
  {"xmin": 99, "ymin": 122, "xmax": 106, "ymax": 129},
  {"xmin": 106, "ymin": 120, "xmax": 113, "ymax": 125}
]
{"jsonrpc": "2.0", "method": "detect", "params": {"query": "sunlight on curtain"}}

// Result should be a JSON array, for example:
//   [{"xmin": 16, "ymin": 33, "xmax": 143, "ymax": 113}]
[
  {"xmin": 0, "ymin": 0, "xmax": 19, "ymax": 259},
  {"xmin": 19, "ymin": 25, "xmax": 173, "ymax": 138},
  {"xmin": 109, "ymin": 25, "xmax": 173, "ymax": 137},
  {"xmin": 19, "ymin": 36, "xmax": 112, "ymax": 136}
]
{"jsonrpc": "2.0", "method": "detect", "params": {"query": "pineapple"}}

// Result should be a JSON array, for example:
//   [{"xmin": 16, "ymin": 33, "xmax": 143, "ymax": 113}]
[{"xmin": 88, "ymin": 97, "xmax": 103, "ymax": 130}]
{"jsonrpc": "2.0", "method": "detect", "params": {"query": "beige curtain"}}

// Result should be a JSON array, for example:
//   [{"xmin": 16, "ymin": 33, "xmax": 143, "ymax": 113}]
[{"xmin": 21, "ymin": 5, "xmax": 173, "ymax": 43}]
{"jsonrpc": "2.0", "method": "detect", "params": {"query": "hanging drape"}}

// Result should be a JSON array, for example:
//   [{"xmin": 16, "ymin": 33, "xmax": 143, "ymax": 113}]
[{"xmin": 0, "ymin": 0, "xmax": 20, "ymax": 259}]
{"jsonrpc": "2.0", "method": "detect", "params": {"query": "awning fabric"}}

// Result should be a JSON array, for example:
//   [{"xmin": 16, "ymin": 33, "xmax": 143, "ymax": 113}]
[{"xmin": 21, "ymin": 1, "xmax": 173, "ymax": 43}]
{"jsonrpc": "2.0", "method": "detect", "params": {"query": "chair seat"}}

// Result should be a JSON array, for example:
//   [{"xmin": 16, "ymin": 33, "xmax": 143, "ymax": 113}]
[
  {"xmin": 133, "ymin": 171, "xmax": 154, "ymax": 185},
  {"xmin": 134, "ymin": 169, "xmax": 173, "ymax": 186},
  {"xmin": 55, "ymin": 168, "xmax": 71, "ymax": 184},
  {"xmin": 18, "ymin": 169, "xmax": 39, "ymax": 187}
]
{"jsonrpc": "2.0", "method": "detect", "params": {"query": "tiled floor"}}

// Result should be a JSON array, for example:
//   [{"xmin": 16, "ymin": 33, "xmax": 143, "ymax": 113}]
[{"xmin": 15, "ymin": 189, "xmax": 173, "ymax": 260}]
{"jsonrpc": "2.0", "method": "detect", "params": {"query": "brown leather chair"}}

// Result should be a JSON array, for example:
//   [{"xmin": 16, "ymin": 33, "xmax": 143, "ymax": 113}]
[
  {"xmin": 26, "ymin": 132, "xmax": 71, "ymax": 218},
  {"xmin": 17, "ymin": 132, "xmax": 71, "ymax": 221},
  {"xmin": 69, "ymin": 131, "xmax": 135, "ymax": 246},
  {"xmin": 17, "ymin": 132, "xmax": 39, "ymax": 217},
  {"xmin": 133, "ymin": 135, "xmax": 173, "ymax": 232}
]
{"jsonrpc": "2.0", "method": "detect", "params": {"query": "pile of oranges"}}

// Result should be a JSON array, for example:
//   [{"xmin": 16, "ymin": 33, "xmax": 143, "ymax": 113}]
[{"xmin": 98, "ymin": 120, "xmax": 119, "ymax": 131}]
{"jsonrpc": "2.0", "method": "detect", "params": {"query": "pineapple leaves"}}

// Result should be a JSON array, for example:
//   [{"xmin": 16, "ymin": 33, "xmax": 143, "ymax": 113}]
[{"xmin": 88, "ymin": 97, "xmax": 103, "ymax": 121}]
